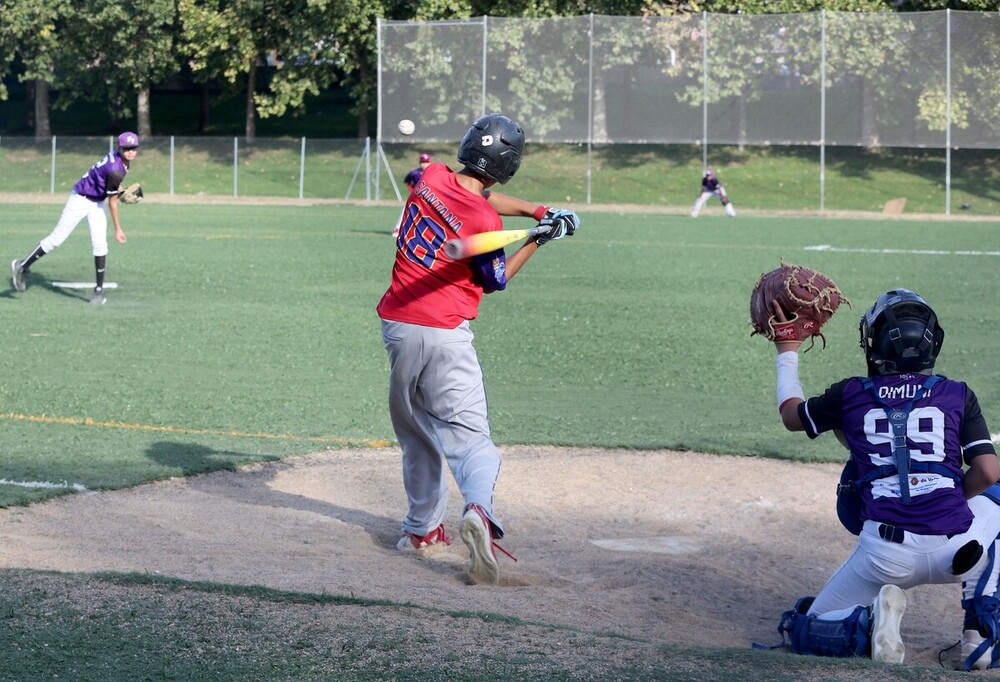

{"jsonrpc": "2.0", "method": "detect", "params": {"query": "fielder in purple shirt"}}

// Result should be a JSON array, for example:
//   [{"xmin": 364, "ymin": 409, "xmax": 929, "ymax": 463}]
[
  {"xmin": 765, "ymin": 288, "xmax": 1000, "ymax": 670},
  {"xmin": 11, "ymin": 131, "xmax": 139, "ymax": 305},
  {"xmin": 404, "ymin": 153, "xmax": 431, "ymax": 192}
]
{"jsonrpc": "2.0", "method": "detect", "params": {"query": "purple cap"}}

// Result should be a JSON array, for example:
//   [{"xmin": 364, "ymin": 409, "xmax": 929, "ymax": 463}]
[{"xmin": 118, "ymin": 132, "xmax": 139, "ymax": 148}]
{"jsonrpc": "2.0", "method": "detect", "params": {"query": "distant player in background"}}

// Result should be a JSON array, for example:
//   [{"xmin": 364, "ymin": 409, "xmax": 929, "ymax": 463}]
[
  {"xmin": 377, "ymin": 113, "xmax": 579, "ymax": 585},
  {"xmin": 690, "ymin": 168, "xmax": 736, "ymax": 218},
  {"xmin": 404, "ymin": 153, "xmax": 432, "ymax": 191},
  {"xmin": 766, "ymin": 289, "xmax": 1000, "ymax": 670},
  {"xmin": 392, "ymin": 153, "xmax": 433, "ymax": 239},
  {"xmin": 11, "ymin": 132, "xmax": 138, "ymax": 305}
]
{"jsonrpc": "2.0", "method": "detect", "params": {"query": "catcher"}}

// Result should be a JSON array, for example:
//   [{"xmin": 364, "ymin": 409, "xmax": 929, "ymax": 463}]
[
  {"xmin": 758, "ymin": 284, "xmax": 1000, "ymax": 670},
  {"xmin": 11, "ymin": 131, "xmax": 139, "ymax": 305}
]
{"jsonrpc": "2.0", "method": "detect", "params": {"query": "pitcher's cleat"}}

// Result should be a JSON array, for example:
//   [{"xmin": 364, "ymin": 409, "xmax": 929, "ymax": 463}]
[{"xmin": 11, "ymin": 259, "xmax": 26, "ymax": 292}]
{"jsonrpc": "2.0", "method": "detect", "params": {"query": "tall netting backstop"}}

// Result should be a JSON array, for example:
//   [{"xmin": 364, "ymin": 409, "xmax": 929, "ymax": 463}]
[{"xmin": 378, "ymin": 10, "xmax": 1000, "ymax": 211}]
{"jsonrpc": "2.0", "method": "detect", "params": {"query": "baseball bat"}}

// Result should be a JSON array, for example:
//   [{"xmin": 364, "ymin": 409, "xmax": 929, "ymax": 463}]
[{"xmin": 444, "ymin": 226, "xmax": 545, "ymax": 259}]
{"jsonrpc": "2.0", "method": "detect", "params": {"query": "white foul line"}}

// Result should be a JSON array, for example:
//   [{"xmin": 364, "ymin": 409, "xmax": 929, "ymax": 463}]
[
  {"xmin": 0, "ymin": 479, "xmax": 89, "ymax": 492},
  {"xmin": 805, "ymin": 245, "xmax": 1000, "ymax": 257}
]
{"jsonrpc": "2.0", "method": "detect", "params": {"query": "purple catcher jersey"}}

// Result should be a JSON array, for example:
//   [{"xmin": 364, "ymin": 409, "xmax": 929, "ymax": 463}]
[
  {"xmin": 798, "ymin": 373, "xmax": 996, "ymax": 536},
  {"xmin": 74, "ymin": 151, "xmax": 128, "ymax": 200}
]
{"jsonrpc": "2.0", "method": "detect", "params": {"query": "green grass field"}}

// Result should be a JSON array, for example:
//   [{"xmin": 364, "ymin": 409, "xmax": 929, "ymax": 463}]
[
  {"xmin": 3, "ymin": 202, "xmax": 1000, "ymax": 505},
  {"xmin": 1, "ymin": 200, "xmax": 999, "ymax": 679}
]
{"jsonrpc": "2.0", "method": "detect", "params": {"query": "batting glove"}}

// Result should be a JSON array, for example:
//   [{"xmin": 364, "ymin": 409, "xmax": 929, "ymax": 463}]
[{"xmin": 535, "ymin": 208, "xmax": 580, "ymax": 246}]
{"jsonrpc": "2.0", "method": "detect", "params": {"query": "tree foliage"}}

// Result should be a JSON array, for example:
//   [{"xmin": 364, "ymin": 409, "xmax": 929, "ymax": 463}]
[
  {"xmin": 0, "ymin": 0, "xmax": 66, "ymax": 101},
  {"xmin": 0, "ymin": 0, "xmax": 998, "ymax": 141},
  {"xmin": 57, "ymin": 0, "xmax": 178, "ymax": 119}
]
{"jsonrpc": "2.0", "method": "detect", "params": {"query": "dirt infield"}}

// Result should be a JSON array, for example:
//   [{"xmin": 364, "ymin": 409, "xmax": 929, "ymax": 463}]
[{"xmin": 0, "ymin": 446, "xmax": 983, "ymax": 672}]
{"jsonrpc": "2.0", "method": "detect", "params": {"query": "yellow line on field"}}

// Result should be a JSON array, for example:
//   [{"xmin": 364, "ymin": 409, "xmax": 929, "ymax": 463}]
[{"xmin": 0, "ymin": 412, "xmax": 392, "ymax": 448}]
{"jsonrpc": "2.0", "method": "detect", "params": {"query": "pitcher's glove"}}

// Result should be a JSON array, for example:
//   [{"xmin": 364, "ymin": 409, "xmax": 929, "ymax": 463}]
[
  {"xmin": 535, "ymin": 208, "xmax": 580, "ymax": 246},
  {"xmin": 750, "ymin": 259, "xmax": 850, "ymax": 350},
  {"xmin": 119, "ymin": 183, "xmax": 144, "ymax": 204}
]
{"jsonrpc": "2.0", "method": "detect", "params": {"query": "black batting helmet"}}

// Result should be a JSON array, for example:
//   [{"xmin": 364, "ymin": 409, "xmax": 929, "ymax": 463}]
[
  {"xmin": 457, "ymin": 113, "xmax": 524, "ymax": 185},
  {"xmin": 859, "ymin": 289, "xmax": 945, "ymax": 376}
]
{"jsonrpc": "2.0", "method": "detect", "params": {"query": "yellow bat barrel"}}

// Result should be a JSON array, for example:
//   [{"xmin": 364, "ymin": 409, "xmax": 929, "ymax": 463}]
[{"xmin": 443, "ymin": 227, "xmax": 540, "ymax": 259}]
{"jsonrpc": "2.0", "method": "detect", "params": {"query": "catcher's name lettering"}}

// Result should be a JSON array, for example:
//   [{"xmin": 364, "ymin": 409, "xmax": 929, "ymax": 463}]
[
  {"xmin": 878, "ymin": 384, "xmax": 931, "ymax": 400},
  {"xmin": 414, "ymin": 183, "xmax": 463, "ymax": 231}
]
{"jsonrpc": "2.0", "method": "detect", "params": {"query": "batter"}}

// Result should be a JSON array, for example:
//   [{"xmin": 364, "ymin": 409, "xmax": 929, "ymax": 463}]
[{"xmin": 376, "ymin": 113, "xmax": 579, "ymax": 585}]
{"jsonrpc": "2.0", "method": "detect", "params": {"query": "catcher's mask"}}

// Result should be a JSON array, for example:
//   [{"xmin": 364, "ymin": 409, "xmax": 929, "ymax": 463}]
[
  {"xmin": 458, "ymin": 113, "xmax": 524, "ymax": 185},
  {"xmin": 859, "ymin": 289, "xmax": 944, "ymax": 376}
]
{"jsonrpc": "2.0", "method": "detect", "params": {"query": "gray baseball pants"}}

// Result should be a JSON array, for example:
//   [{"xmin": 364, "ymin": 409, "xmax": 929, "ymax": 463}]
[{"xmin": 380, "ymin": 318, "xmax": 504, "ymax": 538}]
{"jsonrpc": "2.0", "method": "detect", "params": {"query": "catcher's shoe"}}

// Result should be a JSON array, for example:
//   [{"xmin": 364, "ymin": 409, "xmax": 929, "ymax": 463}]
[
  {"xmin": 962, "ymin": 629, "xmax": 993, "ymax": 670},
  {"xmin": 89, "ymin": 288, "xmax": 107, "ymax": 306},
  {"xmin": 397, "ymin": 524, "xmax": 451, "ymax": 553},
  {"xmin": 11, "ymin": 259, "xmax": 26, "ymax": 292},
  {"xmin": 870, "ymin": 584, "xmax": 906, "ymax": 664},
  {"xmin": 460, "ymin": 503, "xmax": 516, "ymax": 586}
]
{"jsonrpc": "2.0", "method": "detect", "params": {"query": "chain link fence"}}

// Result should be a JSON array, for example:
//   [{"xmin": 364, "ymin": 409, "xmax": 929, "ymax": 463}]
[
  {"xmin": 378, "ymin": 10, "xmax": 1000, "ymax": 212},
  {"xmin": 1, "ymin": 11, "xmax": 996, "ymax": 213}
]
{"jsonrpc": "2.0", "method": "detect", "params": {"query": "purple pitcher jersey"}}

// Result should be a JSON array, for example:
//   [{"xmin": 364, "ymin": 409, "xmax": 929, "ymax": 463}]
[
  {"xmin": 74, "ymin": 151, "xmax": 128, "ymax": 201},
  {"xmin": 798, "ymin": 373, "xmax": 996, "ymax": 536}
]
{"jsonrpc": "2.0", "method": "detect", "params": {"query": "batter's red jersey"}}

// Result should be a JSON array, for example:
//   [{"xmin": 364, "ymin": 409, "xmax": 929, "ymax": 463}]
[{"xmin": 377, "ymin": 163, "xmax": 503, "ymax": 329}]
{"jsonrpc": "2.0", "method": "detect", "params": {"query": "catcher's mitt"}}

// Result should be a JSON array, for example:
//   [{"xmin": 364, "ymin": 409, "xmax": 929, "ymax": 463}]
[
  {"xmin": 750, "ymin": 259, "xmax": 850, "ymax": 350},
  {"xmin": 119, "ymin": 182, "xmax": 143, "ymax": 204}
]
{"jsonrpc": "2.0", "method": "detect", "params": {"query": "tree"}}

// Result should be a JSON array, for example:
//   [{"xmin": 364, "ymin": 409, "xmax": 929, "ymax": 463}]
[
  {"xmin": 253, "ymin": 0, "xmax": 377, "ymax": 138},
  {"xmin": 179, "ymin": 0, "xmax": 352, "ymax": 142},
  {"xmin": 57, "ymin": 0, "xmax": 180, "ymax": 137},
  {"xmin": 179, "ymin": 0, "xmax": 258, "ymax": 140},
  {"xmin": 0, "ymin": 0, "xmax": 69, "ymax": 139}
]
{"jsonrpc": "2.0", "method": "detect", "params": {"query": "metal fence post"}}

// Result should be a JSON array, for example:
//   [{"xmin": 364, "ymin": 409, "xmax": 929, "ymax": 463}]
[
  {"xmin": 299, "ymin": 136, "xmax": 306, "ymax": 199},
  {"xmin": 366, "ymin": 137, "xmax": 372, "ymax": 200},
  {"xmin": 945, "ymin": 9, "xmax": 952, "ymax": 216},
  {"xmin": 586, "ymin": 13, "xmax": 594, "ymax": 205},
  {"xmin": 702, "ymin": 11, "xmax": 708, "ymax": 171},
  {"xmin": 820, "ymin": 10, "xmax": 826, "ymax": 212},
  {"xmin": 170, "ymin": 136, "xmax": 175, "ymax": 195},
  {"xmin": 482, "ymin": 16, "xmax": 488, "ymax": 116},
  {"xmin": 233, "ymin": 137, "xmax": 238, "ymax": 198},
  {"xmin": 50, "ymin": 136, "xmax": 56, "ymax": 194}
]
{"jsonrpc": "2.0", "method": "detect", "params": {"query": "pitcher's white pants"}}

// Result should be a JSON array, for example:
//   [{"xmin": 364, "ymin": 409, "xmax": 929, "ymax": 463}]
[{"xmin": 40, "ymin": 192, "xmax": 109, "ymax": 257}]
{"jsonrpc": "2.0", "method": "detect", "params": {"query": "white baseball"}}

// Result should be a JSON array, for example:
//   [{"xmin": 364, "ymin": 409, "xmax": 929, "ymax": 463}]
[{"xmin": 398, "ymin": 119, "xmax": 415, "ymax": 136}]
